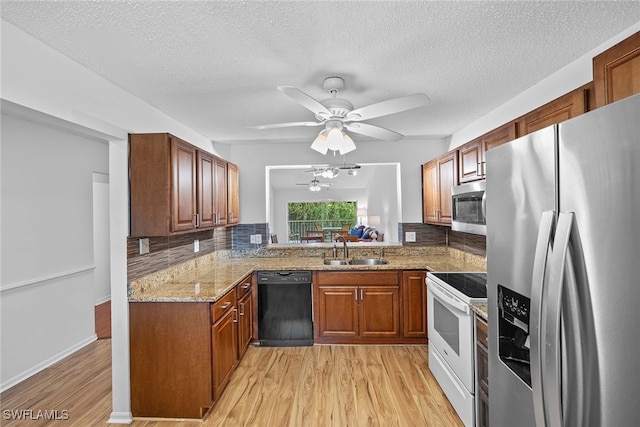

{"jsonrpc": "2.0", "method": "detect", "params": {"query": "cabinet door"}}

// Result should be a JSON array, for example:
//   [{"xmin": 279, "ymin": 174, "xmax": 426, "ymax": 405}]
[
  {"xmin": 483, "ymin": 122, "xmax": 517, "ymax": 152},
  {"xmin": 422, "ymin": 160, "xmax": 438, "ymax": 224},
  {"xmin": 213, "ymin": 157, "xmax": 228, "ymax": 226},
  {"xmin": 227, "ymin": 162, "xmax": 239, "ymax": 225},
  {"xmin": 317, "ymin": 286, "xmax": 359, "ymax": 338},
  {"xmin": 458, "ymin": 139, "xmax": 484, "ymax": 184},
  {"xmin": 593, "ymin": 32, "xmax": 640, "ymax": 108},
  {"xmin": 197, "ymin": 151, "xmax": 215, "ymax": 229},
  {"xmin": 237, "ymin": 288, "xmax": 253, "ymax": 358},
  {"xmin": 212, "ymin": 307, "xmax": 238, "ymax": 400},
  {"xmin": 359, "ymin": 286, "xmax": 400, "ymax": 338},
  {"xmin": 402, "ymin": 271, "xmax": 428, "ymax": 339},
  {"xmin": 516, "ymin": 86, "xmax": 588, "ymax": 136},
  {"xmin": 171, "ymin": 137, "xmax": 197, "ymax": 233},
  {"xmin": 437, "ymin": 151, "xmax": 457, "ymax": 225}
]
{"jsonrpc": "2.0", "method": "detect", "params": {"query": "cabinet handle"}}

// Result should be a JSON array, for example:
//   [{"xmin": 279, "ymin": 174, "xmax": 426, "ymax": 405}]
[
  {"xmin": 194, "ymin": 213, "xmax": 200, "ymax": 228},
  {"xmin": 477, "ymin": 162, "xmax": 482, "ymax": 177},
  {"xmin": 355, "ymin": 290, "xmax": 358, "ymax": 301},
  {"xmin": 360, "ymin": 289, "xmax": 363, "ymax": 300},
  {"xmin": 242, "ymin": 283, "xmax": 251, "ymax": 289},
  {"xmin": 233, "ymin": 308, "xmax": 238, "ymax": 323},
  {"xmin": 220, "ymin": 302, "xmax": 231, "ymax": 310},
  {"xmin": 239, "ymin": 302, "xmax": 245, "ymax": 316}
]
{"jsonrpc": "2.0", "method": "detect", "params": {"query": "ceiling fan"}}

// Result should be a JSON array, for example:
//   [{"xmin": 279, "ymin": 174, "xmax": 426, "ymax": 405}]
[
  {"xmin": 251, "ymin": 76, "xmax": 429, "ymax": 154},
  {"xmin": 296, "ymin": 178, "xmax": 331, "ymax": 192},
  {"xmin": 306, "ymin": 161, "xmax": 361, "ymax": 179}
]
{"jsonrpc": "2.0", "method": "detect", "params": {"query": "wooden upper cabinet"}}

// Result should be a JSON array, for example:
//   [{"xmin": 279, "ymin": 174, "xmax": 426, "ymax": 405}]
[
  {"xmin": 458, "ymin": 138, "xmax": 485, "ymax": 184},
  {"xmin": 213, "ymin": 157, "xmax": 228, "ymax": 226},
  {"xmin": 129, "ymin": 133, "xmax": 238, "ymax": 237},
  {"xmin": 171, "ymin": 138, "xmax": 198, "ymax": 233},
  {"xmin": 593, "ymin": 31, "xmax": 640, "ymax": 109},
  {"xmin": 483, "ymin": 121, "xmax": 517, "ymax": 151},
  {"xmin": 197, "ymin": 151, "xmax": 215, "ymax": 229},
  {"xmin": 516, "ymin": 85, "xmax": 589, "ymax": 137},
  {"xmin": 227, "ymin": 162, "xmax": 239, "ymax": 225},
  {"xmin": 422, "ymin": 151, "xmax": 457, "ymax": 226}
]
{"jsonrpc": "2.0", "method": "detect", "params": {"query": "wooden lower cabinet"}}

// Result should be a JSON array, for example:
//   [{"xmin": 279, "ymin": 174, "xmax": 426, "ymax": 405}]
[
  {"xmin": 476, "ymin": 315, "xmax": 489, "ymax": 427},
  {"xmin": 402, "ymin": 271, "xmax": 428, "ymax": 339},
  {"xmin": 314, "ymin": 271, "xmax": 405, "ymax": 344},
  {"xmin": 129, "ymin": 302, "xmax": 214, "ymax": 419},
  {"xmin": 129, "ymin": 276, "xmax": 254, "ymax": 420},
  {"xmin": 211, "ymin": 291, "xmax": 238, "ymax": 400}
]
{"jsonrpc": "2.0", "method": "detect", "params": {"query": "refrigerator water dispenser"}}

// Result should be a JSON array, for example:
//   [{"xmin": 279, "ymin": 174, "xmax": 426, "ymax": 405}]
[{"xmin": 498, "ymin": 285, "xmax": 531, "ymax": 386}]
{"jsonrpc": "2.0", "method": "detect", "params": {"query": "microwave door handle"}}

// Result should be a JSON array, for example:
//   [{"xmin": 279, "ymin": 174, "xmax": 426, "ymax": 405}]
[
  {"xmin": 530, "ymin": 211, "xmax": 555, "ymax": 427},
  {"xmin": 427, "ymin": 282, "xmax": 469, "ymax": 314}
]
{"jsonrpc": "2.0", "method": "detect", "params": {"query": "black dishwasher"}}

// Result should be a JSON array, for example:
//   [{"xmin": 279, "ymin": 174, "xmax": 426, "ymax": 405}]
[{"xmin": 257, "ymin": 271, "xmax": 313, "ymax": 346}]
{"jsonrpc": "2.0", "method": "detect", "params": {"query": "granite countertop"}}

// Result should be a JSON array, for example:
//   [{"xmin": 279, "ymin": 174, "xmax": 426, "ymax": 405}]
[
  {"xmin": 129, "ymin": 250, "xmax": 486, "ymax": 303},
  {"xmin": 471, "ymin": 303, "xmax": 488, "ymax": 321}
]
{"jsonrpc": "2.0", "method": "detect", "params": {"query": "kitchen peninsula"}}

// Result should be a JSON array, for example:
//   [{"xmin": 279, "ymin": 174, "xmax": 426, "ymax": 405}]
[{"xmin": 128, "ymin": 245, "xmax": 485, "ymax": 420}]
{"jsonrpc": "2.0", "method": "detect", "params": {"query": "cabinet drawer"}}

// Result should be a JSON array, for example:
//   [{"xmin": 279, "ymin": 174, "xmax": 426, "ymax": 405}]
[
  {"xmin": 316, "ymin": 271, "xmax": 399, "ymax": 286},
  {"xmin": 212, "ymin": 291, "xmax": 236, "ymax": 323},
  {"xmin": 476, "ymin": 316, "xmax": 488, "ymax": 347},
  {"xmin": 236, "ymin": 277, "xmax": 252, "ymax": 299}
]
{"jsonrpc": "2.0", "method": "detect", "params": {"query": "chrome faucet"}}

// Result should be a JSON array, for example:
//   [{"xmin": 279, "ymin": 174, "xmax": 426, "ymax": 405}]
[{"xmin": 335, "ymin": 235, "xmax": 349, "ymax": 259}]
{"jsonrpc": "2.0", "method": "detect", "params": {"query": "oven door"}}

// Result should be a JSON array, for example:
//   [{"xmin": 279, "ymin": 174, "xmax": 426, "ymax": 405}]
[{"xmin": 427, "ymin": 278, "xmax": 476, "ymax": 392}]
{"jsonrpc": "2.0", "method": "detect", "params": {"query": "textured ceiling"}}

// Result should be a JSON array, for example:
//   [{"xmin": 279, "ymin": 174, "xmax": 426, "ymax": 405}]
[{"xmin": 2, "ymin": 1, "xmax": 639, "ymax": 145}]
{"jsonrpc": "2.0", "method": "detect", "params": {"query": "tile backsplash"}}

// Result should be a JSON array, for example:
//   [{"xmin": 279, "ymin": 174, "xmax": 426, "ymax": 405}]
[{"xmin": 127, "ymin": 222, "xmax": 486, "ymax": 281}]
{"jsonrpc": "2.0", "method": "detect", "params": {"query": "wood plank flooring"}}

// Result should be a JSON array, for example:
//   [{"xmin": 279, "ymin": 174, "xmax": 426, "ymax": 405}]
[{"xmin": 0, "ymin": 340, "xmax": 462, "ymax": 427}]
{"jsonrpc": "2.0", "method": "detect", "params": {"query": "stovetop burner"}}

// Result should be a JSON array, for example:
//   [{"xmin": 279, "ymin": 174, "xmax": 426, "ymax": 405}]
[{"xmin": 430, "ymin": 272, "xmax": 487, "ymax": 299}]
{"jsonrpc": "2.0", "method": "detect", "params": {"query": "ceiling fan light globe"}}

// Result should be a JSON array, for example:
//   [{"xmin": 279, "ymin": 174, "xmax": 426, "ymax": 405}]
[
  {"xmin": 338, "ymin": 132, "xmax": 357, "ymax": 155},
  {"xmin": 311, "ymin": 130, "xmax": 329, "ymax": 154}
]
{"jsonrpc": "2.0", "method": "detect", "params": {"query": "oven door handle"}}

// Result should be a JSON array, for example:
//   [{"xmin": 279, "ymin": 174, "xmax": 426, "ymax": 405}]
[{"xmin": 427, "ymin": 281, "xmax": 469, "ymax": 314}]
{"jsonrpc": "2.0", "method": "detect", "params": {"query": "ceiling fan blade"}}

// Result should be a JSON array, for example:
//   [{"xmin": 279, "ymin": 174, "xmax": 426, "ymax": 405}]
[
  {"xmin": 277, "ymin": 86, "xmax": 332, "ymax": 118},
  {"xmin": 344, "ymin": 93, "xmax": 429, "ymax": 122},
  {"xmin": 344, "ymin": 122, "xmax": 403, "ymax": 141},
  {"xmin": 248, "ymin": 121, "xmax": 322, "ymax": 130}
]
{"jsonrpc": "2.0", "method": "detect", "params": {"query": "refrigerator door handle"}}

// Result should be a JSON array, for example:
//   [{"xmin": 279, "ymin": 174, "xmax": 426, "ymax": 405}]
[
  {"xmin": 531, "ymin": 211, "xmax": 556, "ymax": 427},
  {"xmin": 545, "ymin": 212, "xmax": 581, "ymax": 427}
]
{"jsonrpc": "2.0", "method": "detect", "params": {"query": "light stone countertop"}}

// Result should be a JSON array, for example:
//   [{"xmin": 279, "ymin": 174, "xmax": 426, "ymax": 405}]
[
  {"xmin": 129, "ymin": 248, "xmax": 486, "ymax": 303},
  {"xmin": 472, "ymin": 303, "xmax": 488, "ymax": 321}
]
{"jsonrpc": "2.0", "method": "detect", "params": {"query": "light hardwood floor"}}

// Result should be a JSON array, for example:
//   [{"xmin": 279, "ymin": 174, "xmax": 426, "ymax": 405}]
[{"xmin": 0, "ymin": 340, "xmax": 463, "ymax": 426}]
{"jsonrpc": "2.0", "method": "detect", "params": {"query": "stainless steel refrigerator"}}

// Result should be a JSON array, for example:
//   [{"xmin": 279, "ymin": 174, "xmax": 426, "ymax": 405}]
[{"xmin": 486, "ymin": 93, "xmax": 640, "ymax": 427}]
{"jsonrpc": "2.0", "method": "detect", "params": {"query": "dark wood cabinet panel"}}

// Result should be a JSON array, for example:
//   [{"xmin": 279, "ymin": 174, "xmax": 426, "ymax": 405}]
[
  {"xmin": 197, "ymin": 151, "xmax": 215, "ymax": 229},
  {"xmin": 227, "ymin": 162, "xmax": 240, "ymax": 225},
  {"xmin": 129, "ymin": 302, "xmax": 213, "ymax": 419},
  {"xmin": 214, "ymin": 157, "xmax": 228, "ymax": 226},
  {"xmin": 212, "ymin": 301, "xmax": 238, "ymax": 400},
  {"xmin": 458, "ymin": 139, "xmax": 485, "ymax": 184},
  {"xmin": 422, "ymin": 151, "xmax": 457, "ymax": 226},
  {"xmin": 317, "ymin": 286, "xmax": 359, "ymax": 338},
  {"xmin": 476, "ymin": 316, "xmax": 489, "ymax": 427},
  {"xmin": 402, "ymin": 271, "xmax": 427, "ymax": 339},
  {"xmin": 315, "ymin": 271, "xmax": 401, "ymax": 343},
  {"xmin": 516, "ymin": 85, "xmax": 589, "ymax": 137},
  {"xmin": 359, "ymin": 286, "xmax": 400, "ymax": 338},
  {"xmin": 483, "ymin": 122, "xmax": 518, "ymax": 152},
  {"xmin": 593, "ymin": 31, "xmax": 640, "ymax": 109},
  {"xmin": 171, "ymin": 138, "xmax": 198, "ymax": 233},
  {"xmin": 237, "ymin": 280, "xmax": 253, "ymax": 358}
]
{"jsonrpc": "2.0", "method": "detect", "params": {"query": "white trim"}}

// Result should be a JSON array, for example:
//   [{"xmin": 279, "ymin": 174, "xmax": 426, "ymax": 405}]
[
  {"xmin": 0, "ymin": 265, "xmax": 95, "ymax": 293},
  {"xmin": 0, "ymin": 335, "xmax": 97, "ymax": 393},
  {"xmin": 94, "ymin": 295, "xmax": 111, "ymax": 306},
  {"xmin": 107, "ymin": 412, "xmax": 133, "ymax": 424}
]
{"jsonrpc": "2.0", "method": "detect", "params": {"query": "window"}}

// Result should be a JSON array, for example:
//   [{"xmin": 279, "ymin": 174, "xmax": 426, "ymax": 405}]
[{"xmin": 288, "ymin": 201, "xmax": 356, "ymax": 241}]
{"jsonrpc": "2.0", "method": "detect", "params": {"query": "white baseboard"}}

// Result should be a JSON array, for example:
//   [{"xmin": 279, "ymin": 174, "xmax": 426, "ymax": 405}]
[
  {"xmin": 0, "ymin": 334, "xmax": 97, "ymax": 393},
  {"xmin": 108, "ymin": 412, "xmax": 133, "ymax": 424}
]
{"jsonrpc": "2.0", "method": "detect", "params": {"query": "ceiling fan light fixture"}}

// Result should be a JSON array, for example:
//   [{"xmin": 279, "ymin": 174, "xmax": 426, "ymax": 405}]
[{"xmin": 310, "ymin": 129, "xmax": 329, "ymax": 154}]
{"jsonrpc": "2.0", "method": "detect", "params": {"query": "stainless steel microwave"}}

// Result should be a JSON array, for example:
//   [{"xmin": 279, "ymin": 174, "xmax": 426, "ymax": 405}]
[{"xmin": 451, "ymin": 180, "xmax": 486, "ymax": 235}]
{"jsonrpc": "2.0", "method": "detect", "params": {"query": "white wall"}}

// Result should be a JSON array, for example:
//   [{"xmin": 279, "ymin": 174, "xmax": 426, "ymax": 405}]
[
  {"xmin": 93, "ymin": 173, "xmax": 111, "ymax": 305},
  {"xmin": 230, "ymin": 137, "xmax": 449, "ymax": 227},
  {"xmin": 0, "ymin": 112, "xmax": 108, "ymax": 390}
]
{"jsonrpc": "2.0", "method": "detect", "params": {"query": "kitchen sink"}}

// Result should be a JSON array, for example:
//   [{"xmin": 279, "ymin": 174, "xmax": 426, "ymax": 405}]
[
  {"xmin": 324, "ymin": 259, "xmax": 349, "ymax": 266},
  {"xmin": 349, "ymin": 258, "xmax": 389, "ymax": 265}
]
